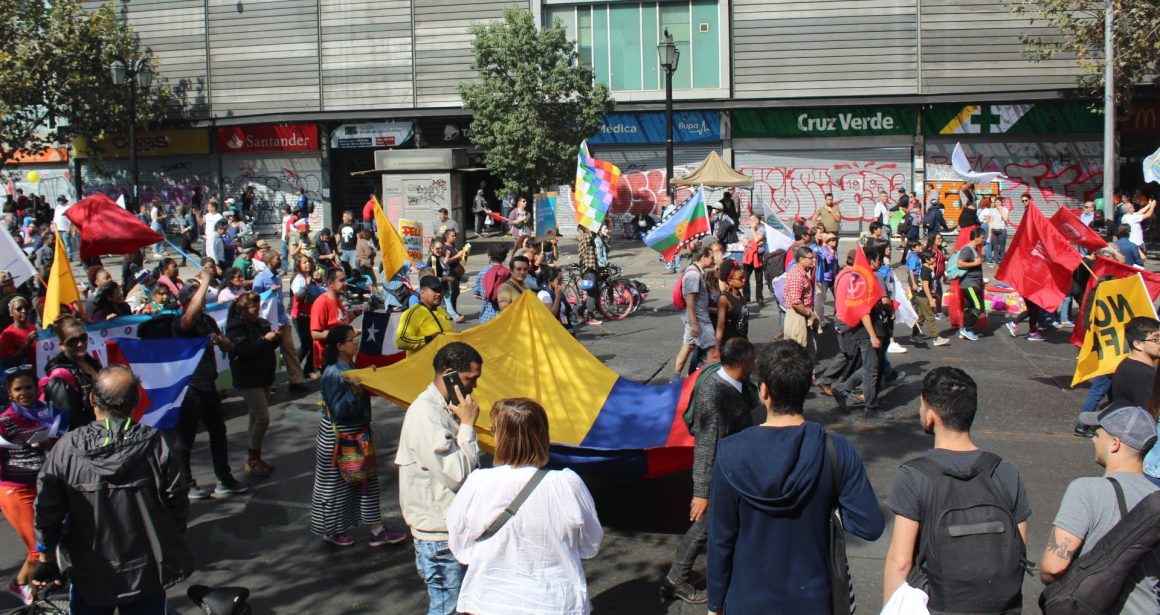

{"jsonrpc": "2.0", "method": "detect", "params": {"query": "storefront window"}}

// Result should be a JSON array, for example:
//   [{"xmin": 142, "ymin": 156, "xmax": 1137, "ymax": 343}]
[{"xmin": 545, "ymin": 0, "xmax": 723, "ymax": 93}]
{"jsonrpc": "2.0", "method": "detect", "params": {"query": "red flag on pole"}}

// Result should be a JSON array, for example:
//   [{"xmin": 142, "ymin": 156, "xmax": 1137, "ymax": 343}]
[
  {"xmin": 833, "ymin": 245, "xmax": 885, "ymax": 328},
  {"xmin": 65, "ymin": 194, "xmax": 163, "ymax": 261},
  {"xmin": 1069, "ymin": 256, "xmax": 1160, "ymax": 347},
  {"xmin": 946, "ymin": 226, "xmax": 977, "ymax": 329},
  {"xmin": 1049, "ymin": 207, "xmax": 1107, "ymax": 252},
  {"xmin": 994, "ymin": 204, "xmax": 1082, "ymax": 313}
]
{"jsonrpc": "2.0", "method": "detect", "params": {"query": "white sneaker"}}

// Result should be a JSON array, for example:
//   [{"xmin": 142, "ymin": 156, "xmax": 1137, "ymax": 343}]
[
  {"xmin": 1005, "ymin": 321, "xmax": 1017, "ymax": 337},
  {"xmin": 932, "ymin": 337, "xmax": 951, "ymax": 347},
  {"xmin": 887, "ymin": 341, "xmax": 907, "ymax": 354}
]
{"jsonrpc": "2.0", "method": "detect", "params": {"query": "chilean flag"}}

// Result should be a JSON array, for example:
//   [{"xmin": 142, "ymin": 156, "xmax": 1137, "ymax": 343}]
[
  {"xmin": 356, "ymin": 311, "xmax": 406, "ymax": 368},
  {"xmin": 106, "ymin": 338, "xmax": 207, "ymax": 429}
]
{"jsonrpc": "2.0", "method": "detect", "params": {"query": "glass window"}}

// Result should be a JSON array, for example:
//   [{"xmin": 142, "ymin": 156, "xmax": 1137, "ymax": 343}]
[{"xmin": 547, "ymin": 0, "xmax": 721, "ymax": 93}]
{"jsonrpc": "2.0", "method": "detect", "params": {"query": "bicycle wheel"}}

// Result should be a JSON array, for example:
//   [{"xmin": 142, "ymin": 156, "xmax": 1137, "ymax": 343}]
[{"xmin": 598, "ymin": 280, "xmax": 637, "ymax": 321}]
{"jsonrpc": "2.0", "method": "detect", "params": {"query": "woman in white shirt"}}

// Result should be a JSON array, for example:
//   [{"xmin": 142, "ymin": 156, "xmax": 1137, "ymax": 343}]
[
  {"xmin": 980, "ymin": 198, "xmax": 1010, "ymax": 264},
  {"xmin": 447, "ymin": 398, "xmax": 603, "ymax": 615}
]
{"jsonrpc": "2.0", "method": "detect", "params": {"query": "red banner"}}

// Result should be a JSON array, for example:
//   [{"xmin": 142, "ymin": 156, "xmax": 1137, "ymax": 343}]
[
  {"xmin": 216, "ymin": 124, "xmax": 319, "ymax": 153},
  {"xmin": 995, "ymin": 205, "xmax": 1083, "ymax": 313},
  {"xmin": 833, "ymin": 245, "xmax": 885, "ymax": 328},
  {"xmin": 1049, "ymin": 206, "xmax": 1107, "ymax": 252}
]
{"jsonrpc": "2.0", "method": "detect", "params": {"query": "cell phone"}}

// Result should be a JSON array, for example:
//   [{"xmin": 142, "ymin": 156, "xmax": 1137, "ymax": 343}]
[{"xmin": 442, "ymin": 371, "xmax": 465, "ymax": 404}]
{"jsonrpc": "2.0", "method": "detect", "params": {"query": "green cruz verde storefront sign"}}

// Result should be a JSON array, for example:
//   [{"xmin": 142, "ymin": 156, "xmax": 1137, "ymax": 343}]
[
  {"xmin": 922, "ymin": 102, "xmax": 1103, "ymax": 135},
  {"xmin": 732, "ymin": 106, "xmax": 916, "ymax": 138}
]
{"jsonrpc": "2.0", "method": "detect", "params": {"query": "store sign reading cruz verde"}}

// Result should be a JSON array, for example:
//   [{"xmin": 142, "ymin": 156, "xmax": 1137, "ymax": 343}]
[{"xmin": 732, "ymin": 107, "xmax": 916, "ymax": 138}]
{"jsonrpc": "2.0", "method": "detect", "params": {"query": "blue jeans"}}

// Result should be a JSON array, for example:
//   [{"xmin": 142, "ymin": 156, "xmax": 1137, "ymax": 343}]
[
  {"xmin": 281, "ymin": 240, "xmax": 290, "ymax": 266},
  {"xmin": 981, "ymin": 224, "xmax": 992, "ymax": 262},
  {"xmin": 414, "ymin": 538, "xmax": 466, "ymax": 615},
  {"xmin": 662, "ymin": 253, "xmax": 682, "ymax": 272},
  {"xmin": 70, "ymin": 586, "xmax": 167, "ymax": 615},
  {"xmin": 61, "ymin": 233, "xmax": 74, "ymax": 259},
  {"xmin": 1059, "ymin": 298, "xmax": 1073, "ymax": 324},
  {"xmin": 341, "ymin": 249, "xmax": 357, "ymax": 270},
  {"xmin": 990, "ymin": 228, "xmax": 1008, "ymax": 262},
  {"xmin": 1081, "ymin": 375, "xmax": 1112, "ymax": 415}
]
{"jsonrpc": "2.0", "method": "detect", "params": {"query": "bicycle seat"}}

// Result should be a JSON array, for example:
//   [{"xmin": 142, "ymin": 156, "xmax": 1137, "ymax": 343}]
[{"xmin": 188, "ymin": 585, "xmax": 251, "ymax": 615}]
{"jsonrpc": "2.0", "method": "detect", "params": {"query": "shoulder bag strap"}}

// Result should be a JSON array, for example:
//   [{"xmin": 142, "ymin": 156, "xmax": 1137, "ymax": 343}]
[
  {"xmin": 1108, "ymin": 477, "xmax": 1129, "ymax": 518},
  {"xmin": 477, "ymin": 468, "xmax": 550, "ymax": 541},
  {"xmin": 826, "ymin": 433, "xmax": 841, "ymax": 508}
]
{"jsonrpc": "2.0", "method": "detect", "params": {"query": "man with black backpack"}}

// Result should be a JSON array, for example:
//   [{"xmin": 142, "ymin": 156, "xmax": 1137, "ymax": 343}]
[
  {"xmin": 662, "ymin": 338, "xmax": 760, "ymax": 605},
  {"xmin": 883, "ymin": 366, "xmax": 1031, "ymax": 613},
  {"xmin": 1040, "ymin": 402, "xmax": 1160, "ymax": 614}
]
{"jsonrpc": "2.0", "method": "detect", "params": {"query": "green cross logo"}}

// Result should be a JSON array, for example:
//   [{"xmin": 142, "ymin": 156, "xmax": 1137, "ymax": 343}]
[{"xmin": 968, "ymin": 106, "xmax": 1002, "ymax": 134}]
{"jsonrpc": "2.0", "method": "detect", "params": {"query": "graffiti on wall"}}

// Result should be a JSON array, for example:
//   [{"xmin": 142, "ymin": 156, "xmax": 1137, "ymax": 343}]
[
  {"xmin": 223, "ymin": 159, "xmax": 324, "ymax": 233},
  {"xmin": 737, "ymin": 161, "xmax": 909, "ymax": 226},
  {"xmin": 609, "ymin": 166, "xmax": 697, "ymax": 217},
  {"xmin": 403, "ymin": 177, "xmax": 449, "ymax": 209},
  {"xmin": 3, "ymin": 168, "xmax": 75, "ymax": 203},
  {"xmin": 926, "ymin": 142, "xmax": 1103, "ymax": 223},
  {"xmin": 81, "ymin": 161, "xmax": 213, "ymax": 215}
]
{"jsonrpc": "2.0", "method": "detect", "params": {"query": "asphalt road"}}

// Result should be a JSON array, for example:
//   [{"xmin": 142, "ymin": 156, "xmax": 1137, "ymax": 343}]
[{"xmin": 0, "ymin": 237, "xmax": 1113, "ymax": 614}]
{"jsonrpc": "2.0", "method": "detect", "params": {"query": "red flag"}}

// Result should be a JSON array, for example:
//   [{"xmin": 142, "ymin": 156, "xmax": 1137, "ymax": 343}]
[
  {"xmin": 946, "ymin": 226, "xmax": 977, "ymax": 329},
  {"xmin": 65, "ymin": 194, "xmax": 163, "ymax": 261},
  {"xmin": 833, "ymin": 245, "xmax": 885, "ymax": 328},
  {"xmin": 994, "ymin": 204, "xmax": 1082, "ymax": 313},
  {"xmin": 1069, "ymin": 256, "xmax": 1160, "ymax": 347},
  {"xmin": 1049, "ymin": 207, "xmax": 1107, "ymax": 252}
]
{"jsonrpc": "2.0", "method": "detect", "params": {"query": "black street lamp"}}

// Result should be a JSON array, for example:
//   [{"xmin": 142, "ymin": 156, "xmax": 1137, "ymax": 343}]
[
  {"xmin": 657, "ymin": 29, "xmax": 680, "ymax": 198},
  {"xmin": 109, "ymin": 55, "xmax": 153, "ymax": 213}
]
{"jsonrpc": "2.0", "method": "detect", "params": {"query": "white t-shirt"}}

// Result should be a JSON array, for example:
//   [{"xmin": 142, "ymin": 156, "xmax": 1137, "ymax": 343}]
[
  {"xmin": 1123, "ymin": 212, "xmax": 1146, "ymax": 246},
  {"xmin": 53, "ymin": 203, "xmax": 71, "ymax": 232},
  {"xmin": 981, "ymin": 208, "xmax": 1006, "ymax": 231},
  {"xmin": 874, "ymin": 202, "xmax": 890, "ymax": 226},
  {"xmin": 447, "ymin": 465, "xmax": 603, "ymax": 615},
  {"xmin": 203, "ymin": 211, "xmax": 223, "ymax": 238}
]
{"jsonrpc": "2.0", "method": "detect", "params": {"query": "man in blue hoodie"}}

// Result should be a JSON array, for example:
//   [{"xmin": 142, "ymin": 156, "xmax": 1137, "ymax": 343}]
[{"xmin": 707, "ymin": 340, "xmax": 884, "ymax": 615}]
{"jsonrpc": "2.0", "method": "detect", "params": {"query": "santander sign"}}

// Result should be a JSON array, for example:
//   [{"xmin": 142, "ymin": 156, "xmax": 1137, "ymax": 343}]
[{"xmin": 216, "ymin": 124, "xmax": 319, "ymax": 153}]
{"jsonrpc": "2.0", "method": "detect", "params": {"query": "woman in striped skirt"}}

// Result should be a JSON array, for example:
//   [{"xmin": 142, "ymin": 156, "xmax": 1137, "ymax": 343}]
[{"xmin": 310, "ymin": 324, "xmax": 407, "ymax": 547}]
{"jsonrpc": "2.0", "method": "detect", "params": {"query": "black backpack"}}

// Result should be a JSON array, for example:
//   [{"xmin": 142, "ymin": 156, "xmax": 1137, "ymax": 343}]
[
  {"xmin": 905, "ymin": 453, "xmax": 1027, "ymax": 614},
  {"xmin": 898, "ymin": 211, "xmax": 913, "ymax": 236},
  {"xmin": 1039, "ymin": 478, "xmax": 1160, "ymax": 614}
]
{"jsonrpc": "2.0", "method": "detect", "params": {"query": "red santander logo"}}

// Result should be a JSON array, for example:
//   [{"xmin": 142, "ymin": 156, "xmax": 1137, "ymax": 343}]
[{"xmin": 216, "ymin": 124, "xmax": 318, "ymax": 153}]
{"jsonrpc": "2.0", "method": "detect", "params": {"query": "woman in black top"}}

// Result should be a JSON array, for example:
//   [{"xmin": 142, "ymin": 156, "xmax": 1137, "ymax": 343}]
[
  {"xmin": 715, "ymin": 259, "xmax": 750, "ymax": 350},
  {"xmin": 225, "ymin": 291, "xmax": 281, "ymax": 476},
  {"xmin": 958, "ymin": 182, "xmax": 979, "ymax": 228}
]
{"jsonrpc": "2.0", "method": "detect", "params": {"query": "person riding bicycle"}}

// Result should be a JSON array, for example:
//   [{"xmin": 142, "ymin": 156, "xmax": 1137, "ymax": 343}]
[{"xmin": 576, "ymin": 228, "xmax": 603, "ymax": 326}]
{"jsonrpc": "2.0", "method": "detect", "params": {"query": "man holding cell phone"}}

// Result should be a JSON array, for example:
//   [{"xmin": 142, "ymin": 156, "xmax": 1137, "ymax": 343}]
[{"xmin": 396, "ymin": 342, "xmax": 483, "ymax": 615}]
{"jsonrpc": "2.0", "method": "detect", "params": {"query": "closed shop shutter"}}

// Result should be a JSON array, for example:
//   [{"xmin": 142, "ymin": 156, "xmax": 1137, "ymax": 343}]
[
  {"xmin": 221, "ymin": 152, "xmax": 324, "ymax": 235},
  {"xmin": 588, "ymin": 144, "xmax": 719, "ymax": 218},
  {"xmin": 735, "ymin": 145, "xmax": 913, "ymax": 234}
]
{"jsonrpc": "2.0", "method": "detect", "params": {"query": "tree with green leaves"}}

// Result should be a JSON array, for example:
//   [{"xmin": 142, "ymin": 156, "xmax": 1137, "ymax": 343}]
[
  {"xmin": 1009, "ymin": 0, "xmax": 1160, "ymax": 103},
  {"xmin": 0, "ymin": 0, "xmax": 172, "ymax": 170},
  {"xmin": 459, "ymin": 8, "xmax": 613, "ymax": 197}
]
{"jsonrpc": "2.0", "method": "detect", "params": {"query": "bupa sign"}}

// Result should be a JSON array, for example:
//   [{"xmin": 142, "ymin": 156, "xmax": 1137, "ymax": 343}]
[{"xmin": 589, "ymin": 111, "xmax": 721, "ymax": 145}]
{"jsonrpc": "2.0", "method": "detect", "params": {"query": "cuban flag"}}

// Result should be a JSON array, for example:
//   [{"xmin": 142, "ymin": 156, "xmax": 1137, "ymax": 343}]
[
  {"xmin": 356, "ymin": 311, "xmax": 406, "ymax": 369},
  {"xmin": 106, "ymin": 337, "xmax": 207, "ymax": 429}
]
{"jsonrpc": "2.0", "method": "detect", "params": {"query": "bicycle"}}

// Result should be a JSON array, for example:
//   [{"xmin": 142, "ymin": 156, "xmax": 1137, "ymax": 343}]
[
  {"xmin": 562, "ymin": 264, "xmax": 641, "ymax": 321},
  {"xmin": 6, "ymin": 585, "xmax": 68, "ymax": 614}
]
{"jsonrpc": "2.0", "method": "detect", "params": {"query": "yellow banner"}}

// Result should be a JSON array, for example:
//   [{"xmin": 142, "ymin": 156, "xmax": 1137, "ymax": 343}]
[
  {"xmin": 74, "ymin": 129, "xmax": 210, "ymax": 158},
  {"xmin": 1072, "ymin": 274, "xmax": 1159, "ymax": 386}
]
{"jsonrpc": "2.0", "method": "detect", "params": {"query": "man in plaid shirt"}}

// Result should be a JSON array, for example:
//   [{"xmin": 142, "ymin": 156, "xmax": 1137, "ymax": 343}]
[{"xmin": 783, "ymin": 245, "xmax": 819, "ymax": 357}]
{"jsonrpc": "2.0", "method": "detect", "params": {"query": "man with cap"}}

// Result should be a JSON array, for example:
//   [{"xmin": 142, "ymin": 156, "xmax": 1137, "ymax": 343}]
[
  {"xmin": 1040, "ymin": 402, "xmax": 1160, "ymax": 613},
  {"xmin": 231, "ymin": 243, "xmax": 258, "ymax": 280},
  {"xmin": 396, "ymin": 275, "xmax": 453, "ymax": 355},
  {"xmin": 171, "ymin": 266, "xmax": 250, "ymax": 499},
  {"xmin": 251, "ymin": 239, "xmax": 272, "ymax": 273}
]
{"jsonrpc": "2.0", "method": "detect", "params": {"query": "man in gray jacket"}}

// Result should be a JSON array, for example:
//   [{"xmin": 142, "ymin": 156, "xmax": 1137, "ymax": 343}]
[
  {"xmin": 34, "ymin": 365, "xmax": 192, "ymax": 614},
  {"xmin": 396, "ymin": 342, "xmax": 483, "ymax": 615},
  {"xmin": 663, "ymin": 338, "xmax": 760, "ymax": 604}
]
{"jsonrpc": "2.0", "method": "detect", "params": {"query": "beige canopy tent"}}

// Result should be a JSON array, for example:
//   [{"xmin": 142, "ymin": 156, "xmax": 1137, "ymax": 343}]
[{"xmin": 669, "ymin": 150, "xmax": 755, "ymax": 187}]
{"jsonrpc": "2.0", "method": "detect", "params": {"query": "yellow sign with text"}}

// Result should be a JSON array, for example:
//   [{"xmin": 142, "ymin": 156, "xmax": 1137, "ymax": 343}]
[
  {"xmin": 1072, "ymin": 274, "xmax": 1159, "ymax": 386},
  {"xmin": 73, "ymin": 129, "xmax": 210, "ymax": 158}
]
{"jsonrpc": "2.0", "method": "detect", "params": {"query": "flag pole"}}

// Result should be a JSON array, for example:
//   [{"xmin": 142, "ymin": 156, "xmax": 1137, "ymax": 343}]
[{"xmin": 165, "ymin": 240, "xmax": 198, "ymax": 264}]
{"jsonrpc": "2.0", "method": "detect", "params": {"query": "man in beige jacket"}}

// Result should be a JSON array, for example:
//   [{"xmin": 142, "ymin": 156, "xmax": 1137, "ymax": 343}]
[{"xmin": 396, "ymin": 341, "xmax": 483, "ymax": 615}]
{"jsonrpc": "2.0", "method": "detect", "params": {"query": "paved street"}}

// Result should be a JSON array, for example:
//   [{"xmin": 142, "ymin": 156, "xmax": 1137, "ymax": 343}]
[{"xmin": 0, "ymin": 237, "xmax": 1112, "ymax": 614}]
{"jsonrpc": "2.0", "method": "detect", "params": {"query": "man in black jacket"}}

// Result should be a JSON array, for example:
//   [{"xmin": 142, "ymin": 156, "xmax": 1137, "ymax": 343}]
[
  {"xmin": 34, "ymin": 365, "xmax": 194, "ymax": 614},
  {"xmin": 663, "ymin": 338, "xmax": 761, "ymax": 604}
]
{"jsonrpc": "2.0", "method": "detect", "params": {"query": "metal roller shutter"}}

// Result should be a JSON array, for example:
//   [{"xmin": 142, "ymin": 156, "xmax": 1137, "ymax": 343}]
[
  {"xmin": 588, "ymin": 144, "xmax": 719, "ymax": 218},
  {"xmin": 734, "ymin": 147, "xmax": 912, "ymax": 234},
  {"xmin": 81, "ymin": 156, "xmax": 216, "ymax": 220},
  {"xmin": 221, "ymin": 152, "xmax": 325, "ymax": 235}
]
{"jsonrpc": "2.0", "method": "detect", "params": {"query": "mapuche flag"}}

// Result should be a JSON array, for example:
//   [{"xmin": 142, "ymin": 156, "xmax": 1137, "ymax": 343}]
[
  {"xmin": 833, "ymin": 245, "xmax": 885, "ymax": 328},
  {"xmin": 643, "ymin": 187, "xmax": 710, "ymax": 264},
  {"xmin": 995, "ymin": 203, "xmax": 1082, "ymax": 312}
]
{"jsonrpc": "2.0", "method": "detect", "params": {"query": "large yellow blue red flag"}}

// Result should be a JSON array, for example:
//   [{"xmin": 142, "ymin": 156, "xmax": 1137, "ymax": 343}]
[
  {"xmin": 348, "ymin": 292, "xmax": 696, "ymax": 478},
  {"xmin": 573, "ymin": 141, "xmax": 621, "ymax": 232}
]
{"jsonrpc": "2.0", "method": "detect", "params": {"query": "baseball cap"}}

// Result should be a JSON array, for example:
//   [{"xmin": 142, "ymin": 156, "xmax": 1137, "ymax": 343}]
[
  {"xmin": 255, "ymin": 239, "xmax": 271, "ymax": 250},
  {"xmin": 178, "ymin": 283, "xmax": 200, "ymax": 304},
  {"xmin": 1078, "ymin": 402, "xmax": 1158, "ymax": 451},
  {"xmin": 418, "ymin": 275, "xmax": 445, "ymax": 293},
  {"xmin": 225, "ymin": 198, "xmax": 236, "ymax": 205}
]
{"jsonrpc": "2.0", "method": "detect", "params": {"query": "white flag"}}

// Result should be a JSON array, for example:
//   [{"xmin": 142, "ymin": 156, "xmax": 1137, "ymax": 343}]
[
  {"xmin": 1144, "ymin": 146, "xmax": 1160, "ymax": 184},
  {"xmin": 115, "ymin": 194, "xmax": 126, "ymax": 209},
  {"xmin": 951, "ymin": 142, "xmax": 1007, "ymax": 185},
  {"xmin": 0, "ymin": 227, "xmax": 39, "ymax": 286},
  {"xmin": 891, "ymin": 272, "xmax": 919, "ymax": 328}
]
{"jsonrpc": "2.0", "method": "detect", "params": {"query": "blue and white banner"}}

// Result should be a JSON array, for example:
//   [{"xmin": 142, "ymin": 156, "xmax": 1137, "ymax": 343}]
[
  {"xmin": 589, "ymin": 111, "xmax": 721, "ymax": 145},
  {"xmin": 112, "ymin": 337, "xmax": 207, "ymax": 429}
]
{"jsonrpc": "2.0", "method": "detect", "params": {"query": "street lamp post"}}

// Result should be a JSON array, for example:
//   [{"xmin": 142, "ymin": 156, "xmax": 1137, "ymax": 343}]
[
  {"xmin": 109, "ymin": 55, "xmax": 153, "ymax": 213},
  {"xmin": 657, "ymin": 30, "xmax": 680, "ymax": 198}
]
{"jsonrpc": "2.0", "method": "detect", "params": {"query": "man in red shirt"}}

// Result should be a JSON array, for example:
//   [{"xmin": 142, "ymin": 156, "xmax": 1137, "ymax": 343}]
[
  {"xmin": 783, "ymin": 245, "xmax": 819, "ymax": 357},
  {"xmin": 309, "ymin": 268, "xmax": 362, "ymax": 366},
  {"xmin": 362, "ymin": 193, "xmax": 377, "ymax": 231}
]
